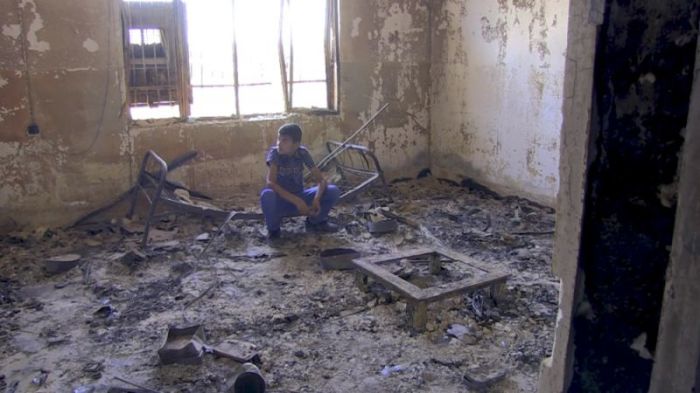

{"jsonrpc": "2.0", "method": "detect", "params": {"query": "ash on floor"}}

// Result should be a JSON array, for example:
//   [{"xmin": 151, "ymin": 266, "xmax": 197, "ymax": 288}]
[{"xmin": 0, "ymin": 178, "xmax": 558, "ymax": 392}]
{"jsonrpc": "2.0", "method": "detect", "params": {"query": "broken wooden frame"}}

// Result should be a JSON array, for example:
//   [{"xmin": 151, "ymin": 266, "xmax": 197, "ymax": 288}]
[
  {"xmin": 122, "ymin": 0, "xmax": 339, "ymax": 119},
  {"xmin": 351, "ymin": 247, "xmax": 510, "ymax": 332},
  {"xmin": 321, "ymin": 141, "xmax": 391, "ymax": 202}
]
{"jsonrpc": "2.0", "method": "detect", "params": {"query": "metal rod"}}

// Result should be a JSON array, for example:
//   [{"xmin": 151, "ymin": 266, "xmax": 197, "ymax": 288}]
[
  {"xmin": 288, "ymin": 0, "xmax": 294, "ymax": 109},
  {"xmin": 332, "ymin": 0, "xmax": 340, "ymax": 110},
  {"xmin": 278, "ymin": 0, "xmax": 290, "ymax": 112},
  {"xmin": 175, "ymin": 0, "xmax": 191, "ymax": 117},
  {"xmin": 324, "ymin": 0, "xmax": 333, "ymax": 109},
  {"xmin": 198, "ymin": 209, "xmax": 238, "ymax": 258},
  {"xmin": 316, "ymin": 102, "xmax": 389, "ymax": 169},
  {"xmin": 113, "ymin": 376, "xmax": 161, "ymax": 393},
  {"xmin": 232, "ymin": 0, "xmax": 241, "ymax": 118}
]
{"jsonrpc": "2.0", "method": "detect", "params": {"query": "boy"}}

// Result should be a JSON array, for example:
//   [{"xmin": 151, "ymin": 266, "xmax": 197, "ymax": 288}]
[{"xmin": 260, "ymin": 123, "xmax": 340, "ymax": 239}]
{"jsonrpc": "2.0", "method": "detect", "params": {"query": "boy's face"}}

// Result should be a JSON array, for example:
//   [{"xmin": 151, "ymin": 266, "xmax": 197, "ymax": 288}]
[{"xmin": 277, "ymin": 134, "xmax": 299, "ymax": 155}]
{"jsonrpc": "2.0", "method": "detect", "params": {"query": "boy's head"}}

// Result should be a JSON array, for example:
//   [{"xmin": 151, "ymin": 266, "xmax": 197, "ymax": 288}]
[{"xmin": 277, "ymin": 123, "xmax": 302, "ymax": 155}]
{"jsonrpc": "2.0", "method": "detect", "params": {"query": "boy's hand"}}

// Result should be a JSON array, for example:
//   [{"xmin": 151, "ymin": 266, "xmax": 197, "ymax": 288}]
[
  {"xmin": 310, "ymin": 198, "xmax": 321, "ymax": 216},
  {"xmin": 295, "ymin": 200, "xmax": 311, "ymax": 216}
]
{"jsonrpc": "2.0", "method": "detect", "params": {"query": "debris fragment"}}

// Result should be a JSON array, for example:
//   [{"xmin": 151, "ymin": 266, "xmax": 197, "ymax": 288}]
[
  {"xmin": 82, "ymin": 362, "xmax": 103, "ymax": 379},
  {"xmin": 94, "ymin": 304, "xmax": 116, "ymax": 319},
  {"xmin": 150, "ymin": 240, "xmax": 182, "ymax": 251},
  {"xmin": 119, "ymin": 219, "xmax": 144, "ymax": 235},
  {"xmin": 114, "ymin": 245, "xmax": 148, "ymax": 270},
  {"xmin": 226, "ymin": 362, "xmax": 266, "ymax": 393},
  {"xmin": 147, "ymin": 228, "xmax": 177, "ymax": 243},
  {"xmin": 367, "ymin": 218, "xmax": 398, "ymax": 234},
  {"xmin": 463, "ymin": 371, "xmax": 507, "ymax": 391},
  {"xmin": 112, "ymin": 376, "xmax": 161, "ymax": 393},
  {"xmin": 319, "ymin": 248, "xmax": 360, "ymax": 270},
  {"xmin": 84, "ymin": 239, "xmax": 103, "ymax": 247},
  {"xmin": 630, "ymin": 332, "xmax": 654, "ymax": 360},
  {"xmin": 446, "ymin": 323, "xmax": 471, "ymax": 339},
  {"xmin": 31, "ymin": 370, "xmax": 48, "ymax": 386},
  {"xmin": 212, "ymin": 337, "xmax": 261, "ymax": 364},
  {"xmin": 380, "ymin": 209, "xmax": 419, "ymax": 229},
  {"xmin": 45, "ymin": 254, "xmax": 81, "ymax": 275},
  {"xmin": 47, "ymin": 337, "xmax": 68, "ymax": 346},
  {"xmin": 380, "ymin": 364, "xmax": 406, "ymax": 377},
  {"xmin": 184, "ymin": 281, "xmax": 220, "ymax": 309},
  {"xmin": 158, "ymin": 325, "xmax": 206, "ymax": 365}
]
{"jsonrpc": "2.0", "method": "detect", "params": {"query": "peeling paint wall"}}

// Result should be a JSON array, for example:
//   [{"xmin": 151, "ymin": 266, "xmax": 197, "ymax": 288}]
[
  {"xmin": 0, "ymin": 0, "xmax": 130, "ymax": 231},
  {"xmin": 430, "ymin": 0, "xmax": 569, "ymax": 206},
  {"xmin": 0, "ymin": 0, "xmax": 432, "ymax": 230},
  {"xmin": 339, "ymin": 0, "xmax": 431, "ymax": 180}
]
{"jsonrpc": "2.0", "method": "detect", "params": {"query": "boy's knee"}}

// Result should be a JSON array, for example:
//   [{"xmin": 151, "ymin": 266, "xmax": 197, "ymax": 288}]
[
  {"xmin": 325, "ymin": 184, "xmax": 340, "ymax": 201},
  {"xmin": 260, "ymin": 188, "xmax": 277, "ymax": 204}
]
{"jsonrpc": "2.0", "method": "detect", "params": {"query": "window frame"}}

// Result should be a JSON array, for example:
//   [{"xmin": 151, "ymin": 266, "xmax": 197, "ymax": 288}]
[{"xmin": 121, "ymin": 0, "xmax": 340, "ymax": 122}]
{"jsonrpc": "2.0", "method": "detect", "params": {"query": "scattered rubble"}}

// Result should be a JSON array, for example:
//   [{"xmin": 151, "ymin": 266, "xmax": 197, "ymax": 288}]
[
  {"xmin": 0, "ymin": 178, "xmax": 557, "ymax": 392},
  {"xmin": 44, "ymin": 254, "xmax": 82, "ymax": 275}
]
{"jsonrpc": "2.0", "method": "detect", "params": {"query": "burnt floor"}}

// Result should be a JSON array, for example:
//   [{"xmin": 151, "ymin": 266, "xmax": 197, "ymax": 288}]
[{"xmin": 0, "ymin": 178, "xmax": 558, "ymax": 392}]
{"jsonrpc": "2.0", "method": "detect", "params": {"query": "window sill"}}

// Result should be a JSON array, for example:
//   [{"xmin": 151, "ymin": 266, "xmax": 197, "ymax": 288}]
[{"xmin": 129, "ymin": 109, "xmax": 340, "ymax": 128}]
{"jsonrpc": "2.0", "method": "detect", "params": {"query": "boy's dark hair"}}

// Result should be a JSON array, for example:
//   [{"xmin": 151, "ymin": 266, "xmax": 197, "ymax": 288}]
[{"xmin": 278, "ymin": 123, "xmax": 302, "ymax": 143}]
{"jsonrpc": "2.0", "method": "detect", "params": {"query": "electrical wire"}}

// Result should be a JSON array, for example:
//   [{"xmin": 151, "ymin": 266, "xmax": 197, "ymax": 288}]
[
  {"xmin": 17, "ymin": 0, "xmax": 114, "ymax": 156},
  {"xmin": 65, "ymin": 0, "xmax": 113, "ymax": 156}
]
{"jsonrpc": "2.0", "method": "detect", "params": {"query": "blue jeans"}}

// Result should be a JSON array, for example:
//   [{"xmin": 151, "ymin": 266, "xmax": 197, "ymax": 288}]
[{"xmin": 260, "ymin": 185, "xmax": 340, "ymax": 232}]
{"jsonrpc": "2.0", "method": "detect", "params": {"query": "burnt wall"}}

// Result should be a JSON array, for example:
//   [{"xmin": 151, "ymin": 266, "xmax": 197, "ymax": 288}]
[
  {"xmin": 571, "ymin": 1, "xmax": 699, "ymax": 391},
  {"xmin": 0, "ymin": 0, "xmax": 432, "ymax": 230}
]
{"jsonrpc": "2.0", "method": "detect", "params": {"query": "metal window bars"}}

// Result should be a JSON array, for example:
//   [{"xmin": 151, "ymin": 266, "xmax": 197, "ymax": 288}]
[{"xmin": 121, "ymin": 0, "xmax": 337, "ymax": 119}]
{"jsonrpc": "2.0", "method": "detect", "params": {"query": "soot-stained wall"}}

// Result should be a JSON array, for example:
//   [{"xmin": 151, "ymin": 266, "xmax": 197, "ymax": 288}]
[{"xmin": 571, "ymin": 1, "xmax": 699, "ymax": 391}]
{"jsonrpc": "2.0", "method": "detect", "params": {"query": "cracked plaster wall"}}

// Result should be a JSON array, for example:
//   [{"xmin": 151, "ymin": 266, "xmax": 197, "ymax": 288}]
[
  {"xmin": 0, "ymin": 0, "xmax": 432, "ymax": 230},
  {"xmin": 430, "ymin": 0, "xmax": 569, "ymax": 206},
  {"xmin": 0, "ymin": 0, "xmax": 129, "ymax": 232}
]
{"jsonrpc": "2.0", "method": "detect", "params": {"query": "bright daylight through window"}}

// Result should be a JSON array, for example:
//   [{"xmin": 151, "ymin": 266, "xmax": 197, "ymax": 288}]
[{"xmin": 122, "ymin": 0, "xmax": 339, "ymax": 120}]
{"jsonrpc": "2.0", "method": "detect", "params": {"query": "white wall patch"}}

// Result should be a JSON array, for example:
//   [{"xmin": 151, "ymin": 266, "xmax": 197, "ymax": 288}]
[
  {"xmin": 2, "ymin": 24, "xmax": 21, "ymax": 40},
  {"xmin": 83, "ymin": 38, "xmax": 99, "ymax": 52},
  {"xmin": 351, "ymin": 17, "xmax": 362, "ymax": 38},
  {"xmin": 22, "ymin": 0, "xmax": 50, "ymax": 52}
]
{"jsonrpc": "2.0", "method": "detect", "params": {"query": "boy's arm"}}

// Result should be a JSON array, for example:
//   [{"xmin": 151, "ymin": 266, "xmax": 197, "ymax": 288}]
[
  {"xmin": 310, "ymin": 167, "xmax": 327, "ymax": 200},
  {"xmin": 266, "ymin": 163, "xmax": 310, "ymax": 214},
  {"xmin": 308, "ymin": 166, "xmax": 327, "ymax": 216},
  {"xmin": 301, "ymin": 149, "xmax": 327, "ymax": 202}
]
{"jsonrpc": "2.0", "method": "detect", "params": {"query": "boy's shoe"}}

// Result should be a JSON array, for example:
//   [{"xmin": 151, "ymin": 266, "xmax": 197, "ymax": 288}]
[
  {"xmin": 305, "ymin": 219, "xmax": 339, "ymax": 233},
  {"xmin": 267, "ymin": 229, "xmax": 281, "ymax": 240}
]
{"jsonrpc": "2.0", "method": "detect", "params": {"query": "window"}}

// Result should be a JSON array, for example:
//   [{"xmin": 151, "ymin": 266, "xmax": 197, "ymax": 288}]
[{"xmin": 121, "ymin": 0, "xmax": 339, "ymax": 120}]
